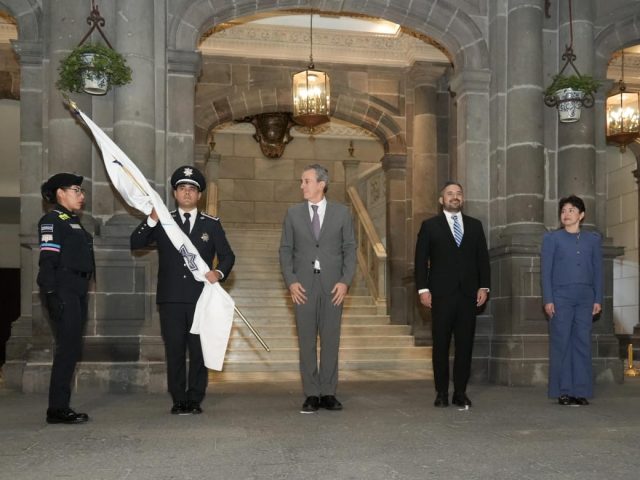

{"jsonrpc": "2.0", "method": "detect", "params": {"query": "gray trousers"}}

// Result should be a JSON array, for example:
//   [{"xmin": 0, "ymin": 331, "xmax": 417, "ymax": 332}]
[{"xmin": 294, "ymin": 275, "xmax": 343, "ymax": 397}]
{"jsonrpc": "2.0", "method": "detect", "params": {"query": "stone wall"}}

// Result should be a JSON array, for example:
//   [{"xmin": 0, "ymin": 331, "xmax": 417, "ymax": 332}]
[
  {"xmin": 606, "ymin": 148, "xmax": 639, "ymax": 335},
  {"xmin": 212, "ymin": 128, "xmax": 383, "ymax": 226}
]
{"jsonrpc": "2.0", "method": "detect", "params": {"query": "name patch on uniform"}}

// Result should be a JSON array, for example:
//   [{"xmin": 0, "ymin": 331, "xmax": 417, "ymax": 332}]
[
  {"xmin": 41, "ymin": 224, "xmax": 54, "ymax": 233},
  {"xmin": 41, "ymin": 234, "xmax": 53, "ymax": 243},
  {"xmin": 70, "ymin": 223, "xmax": 82, "ymax": 229},
  {"xmin": 58, "ymin": 213, "xmax": 70, "ymax": 221}
]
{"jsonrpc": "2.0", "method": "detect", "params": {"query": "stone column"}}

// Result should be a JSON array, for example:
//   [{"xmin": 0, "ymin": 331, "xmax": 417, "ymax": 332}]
[
  {"xmin": 166, "ymin": 49, "xmax": 201, "ymax": 202},
  {"xmin": 488, "ymin": 0, "xmax": 550, "ymax": 385},
  {"xmin": 382, "ymin": 154, "xmax": 408, "ymax": 325},
  {"xmin": 3, "ymin": 40, "xmax": 44, "ymax": 390},
  {"xmin": 407, "ymin": 65, "xmax": 442, "ymax": 343},
  {"xmin": 113, "ymin": 0, "xmax": 156, "ymax": 214},
  {"xmin": 556, "ymin": 1, "xmax": 596, "ymax": 223}
]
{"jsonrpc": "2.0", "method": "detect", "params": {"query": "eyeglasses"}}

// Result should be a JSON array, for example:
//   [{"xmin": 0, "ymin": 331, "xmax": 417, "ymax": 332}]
[{"xmin": 63, "ymin": 186, "xmax": 86, "ymax": 195}]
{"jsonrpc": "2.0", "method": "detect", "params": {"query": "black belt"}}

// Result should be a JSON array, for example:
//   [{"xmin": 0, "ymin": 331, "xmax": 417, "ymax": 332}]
[
  {"xmin": 60, "ymin": 267, "xmax": 92, "ymax": 278},
  {"xmin": 313, "ymin": 269, "xmax": 321, "ymax": 274}
]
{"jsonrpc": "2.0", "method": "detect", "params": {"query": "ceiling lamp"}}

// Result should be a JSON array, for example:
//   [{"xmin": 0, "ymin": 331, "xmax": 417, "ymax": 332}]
[
  {"xmin": 291, "ymin": 10, "xmax": 330, "ymax": 128},
  {"xmin": 606, "ymin": 49, "xmax": 640, "ymax": 152}
]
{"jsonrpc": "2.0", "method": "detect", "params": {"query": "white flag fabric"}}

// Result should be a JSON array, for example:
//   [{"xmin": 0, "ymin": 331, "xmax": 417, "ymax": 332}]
[{"xmin": 74, "ymin": 107, "xmax": 234, "ymax": 371}]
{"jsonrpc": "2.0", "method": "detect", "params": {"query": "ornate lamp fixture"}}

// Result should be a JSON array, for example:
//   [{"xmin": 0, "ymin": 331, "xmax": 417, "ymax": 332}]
[
  {"xmin": 291, "ymin": 10, "xmax": 330, "ymax": 128},
  {"xmin": 606, "ymin": 49, "xmax": 640, "ymax": 152}
]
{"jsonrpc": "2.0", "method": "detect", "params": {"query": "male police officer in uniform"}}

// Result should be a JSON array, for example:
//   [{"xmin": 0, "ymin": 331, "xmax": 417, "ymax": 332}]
[
  {"xmin": 130, "ymin": 166, "xmax": 235, "ymax": 415},
  {"xmin": 38, "ymin": 173, "xmax": 94, "ymax": 424}
]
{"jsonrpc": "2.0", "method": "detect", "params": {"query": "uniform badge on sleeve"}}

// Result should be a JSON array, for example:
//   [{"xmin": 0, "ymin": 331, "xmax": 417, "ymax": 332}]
[
  {"xmin": 201, "ymin": 232, "xmax": 209, "ymax": 242},
  {"xmin": 41, "ymin": 234, "xmax": 53, "ymax": 242},
  {"xmin": 41, "ymin": 224, "xmax": 54, "ymax": 233}
]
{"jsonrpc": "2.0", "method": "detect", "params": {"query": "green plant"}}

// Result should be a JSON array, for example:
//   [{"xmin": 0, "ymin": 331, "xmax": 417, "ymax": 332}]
[
  {"xmin": 56, "ymin": 42, "xmax": 132, "ymax": 94},
  {"xmin": 544, "ymin": 74, "xmax": 601, "ymax": 98}
]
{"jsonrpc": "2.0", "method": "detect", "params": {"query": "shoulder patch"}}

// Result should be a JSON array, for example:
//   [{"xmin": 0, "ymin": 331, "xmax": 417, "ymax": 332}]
[
  {"xmin": 200, "ymin": 212, "xmax": 219, "ymax": 221},
  {"xmin": 58, "ymin": 213, "xmax": 70, "ymax": 221},
  {"xmin": 40, "ymin": 224, "xmax": 54, "ymax": 233}
]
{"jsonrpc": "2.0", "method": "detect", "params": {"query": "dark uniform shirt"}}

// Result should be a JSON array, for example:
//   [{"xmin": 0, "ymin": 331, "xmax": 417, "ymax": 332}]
[
  {"xmin": 37, "ymin": 204, "xmax": 94, "ymax": 293},
  {"xmin": 130, "ymin": 210, "xmax": 235, "ymax": 304}
]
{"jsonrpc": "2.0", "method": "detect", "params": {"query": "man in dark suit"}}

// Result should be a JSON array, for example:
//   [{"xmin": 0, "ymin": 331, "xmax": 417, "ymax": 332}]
[
  {"xmin": 414, "ymin": 181, "xmax": 490, "ymax": 408},
  {"xmin": 131, "ymin": 166, "xmax": 235, "ymax": 415},
  {"xmin": 279, "ymin": 164, "xmax": 356, "ymax": 413}
]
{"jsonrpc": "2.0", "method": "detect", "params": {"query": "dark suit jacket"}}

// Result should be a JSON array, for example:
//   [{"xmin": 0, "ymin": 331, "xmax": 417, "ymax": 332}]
[
  {"xmin": 279, "ymin": 200, "xmax": 357, "ymax": 293},
  {"xmin": 415, "ymin": 213, "xmax": 490, "ymax": 298},
  {"xmin": 130, "ymin": 210, "xmax": 235, "ymax": 304}
]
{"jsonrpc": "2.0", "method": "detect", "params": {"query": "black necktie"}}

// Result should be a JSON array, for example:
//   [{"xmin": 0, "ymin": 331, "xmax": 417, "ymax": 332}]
[{"xmin": 181, "ymin": 212, "xmax": 191, "ymax": 235}]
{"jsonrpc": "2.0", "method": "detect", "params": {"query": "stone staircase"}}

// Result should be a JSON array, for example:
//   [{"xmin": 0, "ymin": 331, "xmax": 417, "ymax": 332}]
[{"xmin": 211, "ymin": 226, "xmax": 432, "ymax": 382}]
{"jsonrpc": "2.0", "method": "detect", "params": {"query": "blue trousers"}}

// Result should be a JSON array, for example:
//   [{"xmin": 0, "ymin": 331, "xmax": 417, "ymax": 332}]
[{"xmin": 548, "ymin": 284, "xmax": 594, "ymax": 398}]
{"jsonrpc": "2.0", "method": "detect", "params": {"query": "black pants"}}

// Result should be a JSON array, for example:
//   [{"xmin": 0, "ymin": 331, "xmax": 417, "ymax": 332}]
[
  {"xmin": 431, "ymin": 290, "xmax": 477, "ymax": 395},
  {"xmin": 158, "ymin": 303, "xmax": 207, "ymax": 404},
  {"xmin": 48, "ymin": 288, "xmax": 88, "ymax": 410}
]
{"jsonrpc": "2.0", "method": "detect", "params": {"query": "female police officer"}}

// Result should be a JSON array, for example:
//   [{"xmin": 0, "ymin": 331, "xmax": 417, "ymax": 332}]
[{"xmin": 38, "ymin": 173, "xmax": 94, "ymax": 424}]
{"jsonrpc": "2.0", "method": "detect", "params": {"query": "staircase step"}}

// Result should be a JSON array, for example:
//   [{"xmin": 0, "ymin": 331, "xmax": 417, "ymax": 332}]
[
  {"xmin": 228, "ymin": 335, "xmax": 415, "ymax": 349},
  {"xmin": 210, "ymin": 368, "xmax": 433, "ymax": 383},
  {"xmin": 224, "ymin": 346, "xmax": 430, "ymax": 362},
  {"xmin": 231, "ymin": 295, "xmax": 374, "ymax": 307},
  {"xmin": 229, "ymin": 314, "xmax": 391, "ymax": 326},
  {"xmin": 216, "ymin": 357, "xmax": 432, "ymax": 373},
  {"xmin": 229, "ymin": 324, "xmax": 412, "ymax": 336},
  {"xmin": 230, "ymin": 305, "xmax": 380, "ymax": 316}
]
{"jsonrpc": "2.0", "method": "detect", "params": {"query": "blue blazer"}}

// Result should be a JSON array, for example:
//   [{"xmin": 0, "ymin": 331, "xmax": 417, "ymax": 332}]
[{"xmin": 541, "ymin": 229, "xmax": 603, "ymax": 305}]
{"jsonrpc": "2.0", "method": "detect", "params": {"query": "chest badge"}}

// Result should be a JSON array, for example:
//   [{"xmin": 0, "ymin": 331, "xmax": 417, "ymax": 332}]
[{"xmin": 201, "ymin": 232, "xmax": 209, "ymax": 242}]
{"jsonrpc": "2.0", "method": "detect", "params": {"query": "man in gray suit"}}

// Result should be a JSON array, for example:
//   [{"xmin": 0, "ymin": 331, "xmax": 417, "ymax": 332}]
[{"xmin": 279, "ymin": 164, "xmax": 357, "ymax": 413}]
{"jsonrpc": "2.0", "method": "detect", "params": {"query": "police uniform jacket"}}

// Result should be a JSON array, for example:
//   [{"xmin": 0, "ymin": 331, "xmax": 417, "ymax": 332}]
[
  {"xmin": 130, "ymin": 210, "xmax": 235, "ymax": 304},
  {"xmin": 37, "ymin": 204, "xmax": 94, "ymax": 294},
  {"xmin": 541, "ymin": 229, "xmax": 603, "ymax": 305}
]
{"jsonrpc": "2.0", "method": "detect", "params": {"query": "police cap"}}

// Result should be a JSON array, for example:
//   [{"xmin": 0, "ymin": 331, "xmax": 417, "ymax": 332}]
[
  {"xmin": 41, "ymin": 172, "xmax": 84, "ymax": 203},
  {"xmin": 170, "ymin": 165, "xmax": 206, "ymax": 192}
]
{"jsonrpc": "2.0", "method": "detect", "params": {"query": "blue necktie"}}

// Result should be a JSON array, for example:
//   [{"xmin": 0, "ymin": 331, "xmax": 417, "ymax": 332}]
[
  {"xmin": 452, "ymin": 214, "xmax": 463, "ymax": 247},
  {"xmin": 311, "ymin": 205, "xmax": 320, "ymax": 240}
]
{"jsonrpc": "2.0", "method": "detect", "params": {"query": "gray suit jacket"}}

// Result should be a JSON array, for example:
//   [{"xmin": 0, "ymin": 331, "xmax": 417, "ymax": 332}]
[{"xmin": 279, "ymin": 200, "xmax": 357, "ymax": 293}]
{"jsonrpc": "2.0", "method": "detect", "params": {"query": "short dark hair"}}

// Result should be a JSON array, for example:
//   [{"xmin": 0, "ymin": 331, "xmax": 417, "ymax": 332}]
[
  {"xmin": 440, "ymin": 181, "xmax": 463, "ymax": 195},
  {"xmin": 558, "ymin": 195, "xmax": 585, "ymax": 216},
  {"xmin": 304, "ymin": 164, "xmax": 329, "ymax": 193}
]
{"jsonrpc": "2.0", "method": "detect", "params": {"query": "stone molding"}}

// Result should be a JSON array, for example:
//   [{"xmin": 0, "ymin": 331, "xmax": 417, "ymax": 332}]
[
  {"xmin": 449, "ymin": 68, "xmax": 491, "ymax": 96},
  {"xmin": 200, "ymin": 23, "xmax": 448, "ymax": 67},
  {"xmin": 213, "ymin": 119, "xmax": 378, "ymax": 140},
  {"xmin": 167, "ymin": 48, "xmax": 202, "ymax": 75},
  {"xmin": 10, "ymin": 40, "xmax": 42, "ymax": 66},
  {"xmin": 381, "ymin": 153, "xmax": 407, "ymax": 171}
]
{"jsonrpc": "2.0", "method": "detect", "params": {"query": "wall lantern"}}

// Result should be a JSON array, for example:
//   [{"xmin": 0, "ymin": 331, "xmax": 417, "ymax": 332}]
[
  {"xmin": 606, "ymin": 49, "xmax": 640, "ymax": 152},
  {"xmin": 292, "ymin": 10, "xmax": 330, "ymax": 128}
]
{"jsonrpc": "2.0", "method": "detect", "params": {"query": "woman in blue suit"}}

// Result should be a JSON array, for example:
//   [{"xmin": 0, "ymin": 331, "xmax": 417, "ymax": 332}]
[{"xmin": 541, "ymin": 195, "xmax": 603, "ymax": 406}]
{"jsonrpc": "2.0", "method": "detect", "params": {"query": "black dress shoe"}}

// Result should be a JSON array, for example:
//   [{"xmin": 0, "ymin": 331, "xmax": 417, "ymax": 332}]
[
  {"xmin": 558, "ymin": 395, "xmax": 577, "ymax": 406},
  {"xmin": 171, "ymin": 401, "xmax": 190, "ymax": 415},
  {"xmin": 300, "ymin": 396, "xmax": 320, "ymax": 413},
  {"xmin": 572, "ymin": 397, "xmax": 589, "ymax": 406},
  {"xmin": 320, "ymin": 395, "xmax": 343, "ymax": 411},
  {"xmin": 452, "ymin": 392, "xmax": 472, "ymax": 408},
  {"xmin": 188, "ymin": 402, "xmax": 203, "ymax": 414},
  {"xmin": 46, "ymin": 408, "xmax": 89, "ymax": 424},
  {"xmin": 434, "ymin": 392, "xmax": 449, "ymax": 407}
]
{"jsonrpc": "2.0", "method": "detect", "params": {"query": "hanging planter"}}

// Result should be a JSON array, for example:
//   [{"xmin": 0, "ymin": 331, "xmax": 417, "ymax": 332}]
[
  {"xmin": 79, "ymin": 53, "xmax": 109, "ymax": 95},
  {"xmin": 544, "ymin": 74, "xmax": 601, "ymax": 123},
  {"xmin": 57, "ymin": 42, "xmax": 132, "ymax": 95}
]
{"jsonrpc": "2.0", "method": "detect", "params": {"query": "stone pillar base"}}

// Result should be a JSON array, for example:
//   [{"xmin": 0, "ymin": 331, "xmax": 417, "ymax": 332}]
[
  {"xmin": 488, "ymin": 334, "xmax": 624, "ymax": 386},
  {"xmin": 3, "ymin": 360, "xmax": 168, "ymax": 394}
]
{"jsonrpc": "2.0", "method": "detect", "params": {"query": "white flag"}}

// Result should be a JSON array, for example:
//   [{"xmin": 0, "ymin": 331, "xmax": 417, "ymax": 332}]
[{"xmin": 74, "ymin": 107, "xmax": 234, "ymax": 371}]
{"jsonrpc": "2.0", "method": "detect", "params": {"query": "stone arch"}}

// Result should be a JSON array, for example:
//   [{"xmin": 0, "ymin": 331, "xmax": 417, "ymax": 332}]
[
  {"xmin": 594, "ymin": 12, "xmax": 640, "ymax": 79},
  {"xmin": 0, "ymin": 0, "xmax": 42, "ymax": 42},
  {"xmin": 169, "ymin": 0, "xmax": 489, "ymax": 71},
  {"xmin": 196, "ymin": 86, "xmax": 404, "ymax": 155}
]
